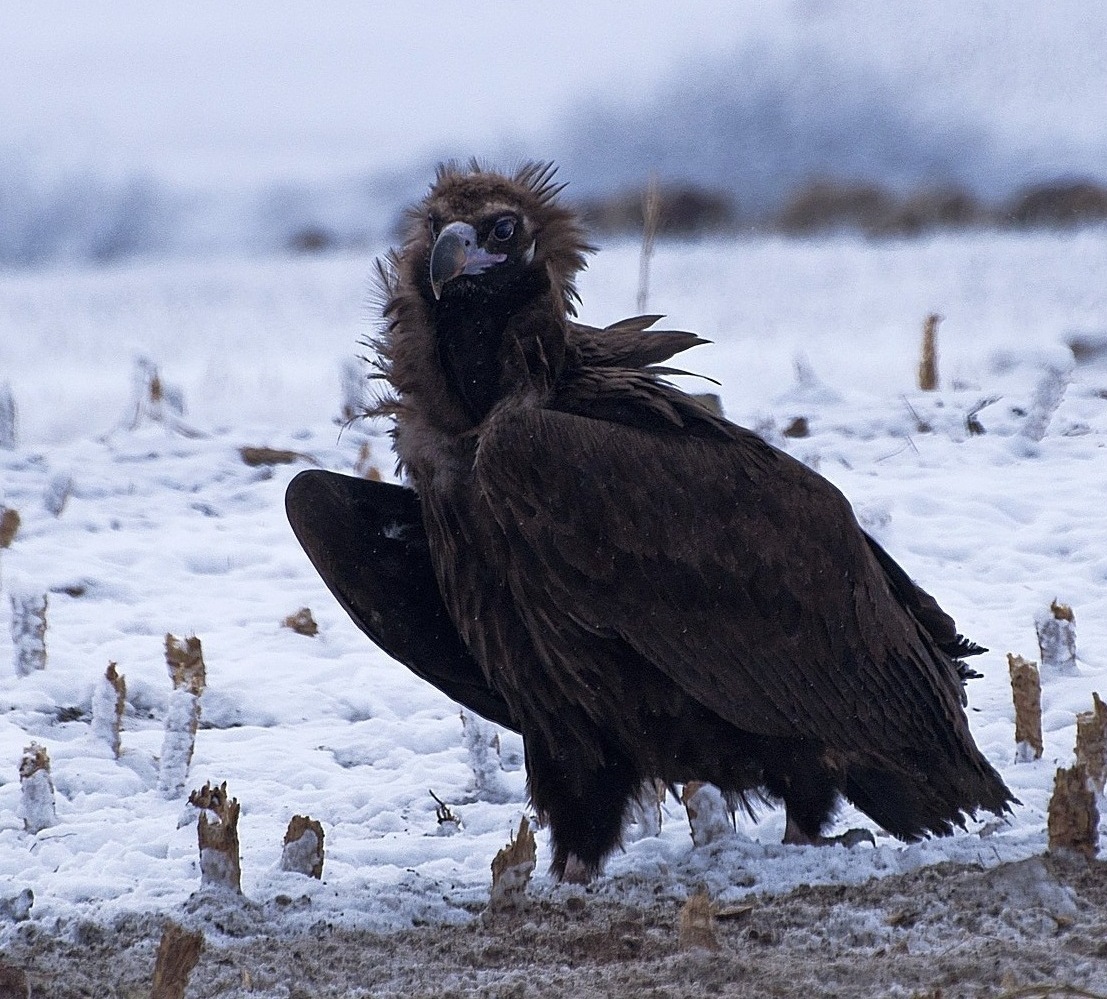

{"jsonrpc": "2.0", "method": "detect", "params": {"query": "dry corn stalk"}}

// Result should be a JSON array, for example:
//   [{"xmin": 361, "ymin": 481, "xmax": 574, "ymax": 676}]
[
  {"xmin": 91, "ymin": 661, "xmax": 126, "ymax": 758},
  {"xmin": 189, "ymin": 782, "xmax": 242, "ymax": 892},
  {"xmin": 918, "ymin": 313, "xmax": 941, "ymax": 391},
  {"xmin": 281, "ymin": 607, "xmax": 318, "ymax": 637},
  {"xmin": 0, "ymin": 382, "xmax": 15, "ymax": 450},
  {"xmin": 280, "ymin": 815, "xmax": 325, "ymax": 879},
  {"xmin": 489, "ymin": 815, "xmax": 536, "ymax": 907},
  {"xmin": 678, "ymin": 887, "xmax": 719, "ymax": 951},
  {"xmin": 158, "ymin": 634, "xmax": 206, "ymax": 798},
  {"xmin": 1075, "ymin": 692, "xmax": 1107, "ymax": 794},
  {"xmin": 461, "ymin": 710, "xmax": 511, "ymax": 804},
  {"xmin": 19, "ymin": 743, "xmax": 56, "ymax": 834},
  {"xmin": 1007, "ymin": 653, "xmax": 1043, "ymax": 761},
  {"xmin": 10, "ymin": 590, "xmax": 47, "ymax": 677},
  {"xmin": 1036, "ymin": 600, "xmax": 1077, "ymax": 676},
  {"xmin": 150, "ymin": 921, "xmax": 204, "ymax": 999},
  {"xmin": 1047, "ymin": 763, "xmax": 1099, "ymax": 860},
  {"xmin": 682, "ymin": 781, "xmax": 734, "ymax": 847},
  {"xmin": 636, "ymin": 172, "xmax": 661, "ymax": 314},
  {"xmin": 0, "ymin": 507, "xmax": 19, "ymax": 549}
]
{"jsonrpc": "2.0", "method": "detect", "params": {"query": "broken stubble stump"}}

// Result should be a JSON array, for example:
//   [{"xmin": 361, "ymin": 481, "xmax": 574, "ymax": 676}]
[
  {"xmin": 678, "ymin": 887, "xmax": 720, "ymax": 951},
  {"xmin": 19, "ymin": 743, "xmax": 57, "ymax": 834},
  {"xmin": 0, "ymin": 506, "xmax": 19, "ymax": 549},
  {"xmin": 158, "ymin": 634, "xmax": 205, "ymax": 798},
  {"xmin": 682, "ymin": 781, "xmax": 735, "ymax": 847},
  {"xmin": 279, "ymin": 815, "xmax": 325, "ymax": 878},
  {"xmin": 1007, "ymin": 653, "xmax": 1044, "ymax": 762},
  {"xmin": 280, "ymin": 607, "xmax": 319, "ymax": 637},
  {"xmin": 1075, "ymin": 692, "xmax": 1107, "ymax": 795},
  {"xmin": 626, "ymin": 778, "xmax": 665, "ymax": 841},
  {"xmin": 461, "ymin": 710, "xmax": 511, "ymax": 804},
  {"xmin": 150, "ymin": 921, "xmax": 204, "ymax": 999},
  {"xmin": 91, "ymin": 661, "xmax": 126, "ymax": 758},
  {"xmin": 189, "ymin": 782, "xmax": 242, "ymax": 893},
  {"xmin": 1047, "ymin": 763, "xmax": 1099, "ymax": 860},
  {"xmin": 1036, "ymin": 600, "xmax": 1078, "ymax": 676},
  {"xmin": 489, "ymin": 815, "xmax": 536, "ymax": 909}
]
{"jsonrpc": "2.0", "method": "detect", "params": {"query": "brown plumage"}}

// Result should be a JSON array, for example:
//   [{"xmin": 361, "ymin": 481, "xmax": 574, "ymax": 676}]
[{"xmin": 288, "ymin": 161, "xmax": 1012, "ymax": 879}]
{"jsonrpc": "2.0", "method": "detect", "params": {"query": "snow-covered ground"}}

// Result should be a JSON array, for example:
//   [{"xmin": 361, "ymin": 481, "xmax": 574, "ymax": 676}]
[{"xmin": 0, "ymin": 228, "xmax": 1105, "ymax": 940}]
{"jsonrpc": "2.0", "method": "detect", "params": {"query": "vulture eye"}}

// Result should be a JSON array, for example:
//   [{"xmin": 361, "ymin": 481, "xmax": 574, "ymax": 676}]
[
  {"xmin": 491, "ymin": 217, "xmax": 516, "ymax": 242},
  {"xmin": 427, "ymin": 214, "xmax": 440, "ymax": 237}
]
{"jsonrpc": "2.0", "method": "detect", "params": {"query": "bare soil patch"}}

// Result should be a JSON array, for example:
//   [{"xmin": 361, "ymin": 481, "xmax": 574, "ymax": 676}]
[{"xmin": 3, "ymin": 855, "xmax": 1106, "ymax": 998}]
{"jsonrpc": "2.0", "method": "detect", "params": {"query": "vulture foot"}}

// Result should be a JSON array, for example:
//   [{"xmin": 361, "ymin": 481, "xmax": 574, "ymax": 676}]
[{"xmin": 783, "ymin": 816, "xmax": 876, "ymax": 848}]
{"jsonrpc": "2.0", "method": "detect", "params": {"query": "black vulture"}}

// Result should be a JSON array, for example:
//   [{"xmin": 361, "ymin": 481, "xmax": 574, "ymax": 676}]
[{"xmin": 286, "ymin": 161, "xmax": 1013, "ymax": 879}]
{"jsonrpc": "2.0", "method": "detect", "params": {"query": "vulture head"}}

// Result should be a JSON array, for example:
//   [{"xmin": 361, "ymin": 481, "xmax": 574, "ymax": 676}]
[
  {"xmin": 375, "ymin": 162, "xmax": 597, "ymax": 432},
  {"xmin": 401, "ymin": 161, "xmax": 594, "ymax": 317}
]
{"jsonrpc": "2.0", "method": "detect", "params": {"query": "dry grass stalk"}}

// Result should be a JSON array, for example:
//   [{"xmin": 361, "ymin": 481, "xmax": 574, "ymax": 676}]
[
  {"xmin": 678, "ymin": 887, "xmax": 719, "ymax": 951},
  {"xmin": 10, "ymin": 591, "xmax": 47, "ymax": 677},
  {"xmin": 1047, "ymin": 764, "xmax": 1099, "ymax": 860},
  {"xmin": 91, "ymin": 661, "xmax": 126, "ymax": 758},
  {"xmin": 682, "ymin": 781, "xmax": 734, "ymax": 847},
  {"xmin": 189, "ymin": 782, "xmax": 242, "ymax": 892},
  {"xmin": 1007, "ymin": 653, "xmax": 1043, "ymax": 761},
  {"xmin": 1036, "ymin": 600, "xmax": 1078, "ymax": 676},
  {"xmin": 1075, "ymin": 692, "xmax": 1107, "ymax": 794},
  {"xmin": 0, "ymin": 507, "xmax": 19, "ymax": 549},
  {"xmin": 281, "ymin": 607, "xmax": 319, "ymax": 637},
  {"xmin": 150, "ymin": 921, "xmax": 204, "ymax": 999},
  {"xmin": 918, "ymin": 313, "xmax": 941, "ymax": 391},
  {"xmin": 636, "ymin": 172, "xmax": 661, "ymax": 314},
  {"xmin": 489, "ymin": 815, "xmax": 536, "ymax": 907},
  {"xmin": 159, "ymin": 634, "xmax": 206, "ymax": 798},
  {"xmin": 19, "ymin": 742, "xmax": 57, "ymax": 834},
  {"xmin": 280, "ymin": 815, "xmax": 325, "ymax": 878}
]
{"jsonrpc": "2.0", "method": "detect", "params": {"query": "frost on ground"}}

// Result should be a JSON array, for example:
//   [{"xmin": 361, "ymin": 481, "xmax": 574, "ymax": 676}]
[
  {"xmin": 0, "ymin": 232, "xmax": 1105, "ymax": 993},
  {"xmin": 3, "ymin": 856, "xmax": 1107, "ymax": 998}
]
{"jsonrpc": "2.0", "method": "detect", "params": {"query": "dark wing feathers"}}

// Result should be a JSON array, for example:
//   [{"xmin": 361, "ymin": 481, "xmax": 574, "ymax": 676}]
[
  {"xmin": 475, "ymin": 405, "xmax": 978, "ymax": 772},
  {"xmin": 285, "ymin": 470, "xmax": 518, "ymax": 731}
]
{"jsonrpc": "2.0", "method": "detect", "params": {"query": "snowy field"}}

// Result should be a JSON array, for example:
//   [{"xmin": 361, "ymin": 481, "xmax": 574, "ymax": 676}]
[{"xmin": 1, "ymin": 227, "xmax": 1105, "ymax": 949}]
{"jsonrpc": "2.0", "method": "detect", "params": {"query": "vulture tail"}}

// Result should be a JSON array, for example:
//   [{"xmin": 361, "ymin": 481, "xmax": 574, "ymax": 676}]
[{"xmin": 845, "ymin": 752, "xmax": 1014, "ymax": 841}]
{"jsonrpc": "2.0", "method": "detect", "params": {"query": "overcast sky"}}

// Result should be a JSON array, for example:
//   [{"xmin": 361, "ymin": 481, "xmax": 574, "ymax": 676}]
[{"xmin": 2, "ymin": 1, "xmax": 1104, "ymax": 188}]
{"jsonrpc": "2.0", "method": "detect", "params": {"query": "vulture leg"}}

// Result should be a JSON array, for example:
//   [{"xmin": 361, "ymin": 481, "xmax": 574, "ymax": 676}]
[
  {"xmin": 524, "ymin": 735, "xmax": 642, "ymax": 881},
  {"xmin": 760, "ymin": 739, "xmax": 874, "ymax": 847},
  {"xmin": 284, "ymin": 470, "xmax": 518, "ymax": 731}
]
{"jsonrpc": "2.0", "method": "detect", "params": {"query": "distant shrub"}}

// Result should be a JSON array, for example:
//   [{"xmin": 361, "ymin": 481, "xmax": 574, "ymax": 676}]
[
  {"xmin": 1006, "ymin": 179, "xmax": 1107, "ymax": 228},
  {"xmin": 576, "ymin": 183, "xmax": 738, "ymax": 237},
  {"xmin": 777, "ymin": 179, "xmax": 898, "ymax": 236},
  {"xmin": 777, "ymin": 179, "xmax": 985, "ymax": 237}
]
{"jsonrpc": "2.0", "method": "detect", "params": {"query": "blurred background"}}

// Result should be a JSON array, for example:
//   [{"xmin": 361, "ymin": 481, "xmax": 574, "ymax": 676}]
[{"xmin": 2, "ymin": 0, "xmax": 1105, "ymax": 268}]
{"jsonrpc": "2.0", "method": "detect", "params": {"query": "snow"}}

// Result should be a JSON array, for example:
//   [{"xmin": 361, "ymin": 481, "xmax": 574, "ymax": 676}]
[{"xmin": 0, "ymin": 226, "xmax": 1105, "ymax": 941}]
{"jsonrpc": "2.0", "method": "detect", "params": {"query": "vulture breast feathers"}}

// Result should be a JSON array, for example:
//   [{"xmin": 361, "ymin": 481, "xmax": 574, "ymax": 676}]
[{"xmin": 287, "ymin": 161, "xmax": 1013, "ymax": 879}]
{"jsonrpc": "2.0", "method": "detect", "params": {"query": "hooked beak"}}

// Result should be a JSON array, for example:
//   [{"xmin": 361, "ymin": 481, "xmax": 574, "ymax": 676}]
[{"xmin": 429, "ymin": 221, "xmax": 508, "ymax": 300}]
